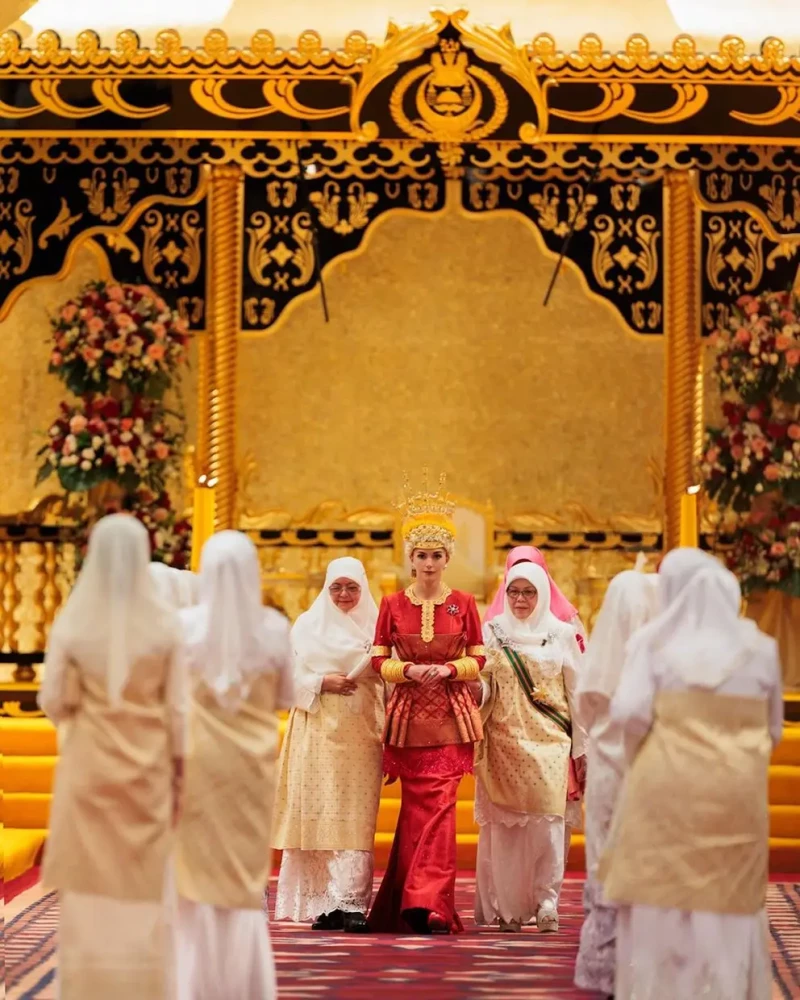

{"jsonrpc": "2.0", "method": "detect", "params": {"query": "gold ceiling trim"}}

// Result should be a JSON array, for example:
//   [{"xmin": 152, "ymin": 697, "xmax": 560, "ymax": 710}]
[
  {"xmin": 238, "ymin": 177, "xmax": 664, "ymax": 343},
  {"xmin": 1, "ymin": 22, "xmax": 799, "ymax": 80},
  {"xmin": 0, "ymin": 165, "xmax": 209, "ymax": 321}
]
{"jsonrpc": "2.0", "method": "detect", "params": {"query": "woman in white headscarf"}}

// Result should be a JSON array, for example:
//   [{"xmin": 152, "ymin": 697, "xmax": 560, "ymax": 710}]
[
  {"xmin": 574, "ymin": 567, "xmax": 660, "ymax": 997},
  {"xmin": 600, "ymin": 549, "xmax": 784, "ymax": 1000},
  {"xmin": 39, "ymin": 514, "xmax": 184, "ymax": 999},
  {"xmin": 149, "ymin": 561, "xmax": 198, "ymax": 610},
  {"xmin": 174, "ymin": 531, "xmax": 293, "ymax": 1000},
  {"xmin": 474, "ymin": 563, "xmax": 587, "ymax": 933},
  {"xmin": 273, "ymin": 556, "xmax": 383, "ymax": 932}
]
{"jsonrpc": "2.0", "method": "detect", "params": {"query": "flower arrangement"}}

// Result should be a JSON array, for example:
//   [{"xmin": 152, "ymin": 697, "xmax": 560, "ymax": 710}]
[
  {"xmin": 726, "ymin": 506, "xmax": 800, "ymax": 597},
  {"xmin": 48, "ymin": 280, "xmax": 189, "ymax": 398},
  {"xmin": 704, "ymin": 288, "xmax": 800, "ymax": 597},
  {"xmin": 702, "ymin": 402, "xmax": 800, "ymax": 510},
  {"xmin": 710, "ymin": 291, "xmax": 800, "ymax": 404},
  {"xmin": 36, "ymin": 396, "xmax": 181, "ymax": 494},
  {"xmin": 128, "ymin": 488, "xmax": 192, "ymax": 568}
]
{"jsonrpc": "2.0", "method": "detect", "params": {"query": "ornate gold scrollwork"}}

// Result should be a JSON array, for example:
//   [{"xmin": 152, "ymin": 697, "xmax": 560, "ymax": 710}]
[
  {"xmin": 0, "ymin": 78, "xmax": 170, "ymax": 120},
  {"xmin": 705, "ymin": 215, "xmax": 765, "ymax": 295},
  {"xmin": 758, "ymin": 175, "xmax": 800, "ymax": 232},
  {"xmin": 550, "ymin": 82, "xmax": 708, "ymax": 126},
  {"xmin": 38, "ymin": 198, "xmax": 83, "ymax": 250},
  {"xmin": 591, "ymin": 215, "xmax": 616, "ymax": 291},
  {"xmin": 0, "ymin": 198, "xmax": 34, "ymax": 278},
  {"xmin": 528, "ymin": 182, "xmax": 597, "ymax": 238},
  {"xmin": 730, "ymin": 85, "xmax": 800, "ymax": 126},
  {"xmin": 189, "ymin": 78, "xmax": 349, "ymax": 121},
  {"xmin": 245, "ymin": 208, "xmax": 316, "ymax": 290},
  {"xmin": 79, "ymin": 167, "xmax": 140, "ymax": 223},
  {"xmin": 309, "ymin": 180, "xmax": 379, "ymax": 235},
  {"xmin": 141, "ymin": 208, "xmax": 204, "ymax": 288}
]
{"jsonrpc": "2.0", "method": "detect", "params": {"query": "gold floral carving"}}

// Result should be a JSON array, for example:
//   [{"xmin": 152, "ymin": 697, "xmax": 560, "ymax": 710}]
[
  {"xmin": 189, "ymin": 78, "xmax": 349, "ymax": 121},
  {"xmin": 141, "ymin": 208, "xmax": 204, "ymax": 288},
  {"xmin": 0, "ymin": 198, "xmax": 34, "ymax": 279},
  {"xmin": 550, "ymin": 82, "xmax": 708, "ymax": 126},
  {"xmin": 705, "ymin": 215, "xmax": 765, "ymax": 295},
  {"xmin": 38, "ymin": 198, "xmax": 83, "ymax": 250},
  {"xmin": 309, "ymin": 181, "xmax": 379, "ymax": 235},
  {"xmin": 528, "ymin": 183, "xmax": 597, "ymax": 238}
]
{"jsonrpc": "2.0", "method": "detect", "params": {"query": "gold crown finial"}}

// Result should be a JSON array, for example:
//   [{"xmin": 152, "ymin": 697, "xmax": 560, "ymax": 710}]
[
  {"xmin": 398, "ymin": 468, "xmax": 457, "ymax": 555},
  {"xmin": 398, "ymin": 467, "xmax": 455, "ymax": 519}
]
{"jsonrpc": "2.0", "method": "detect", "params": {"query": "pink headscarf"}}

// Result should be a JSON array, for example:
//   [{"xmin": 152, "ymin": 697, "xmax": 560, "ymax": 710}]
[{"xmin": 484, "ymin": 546, "xmax": 579, "ymax": 625}]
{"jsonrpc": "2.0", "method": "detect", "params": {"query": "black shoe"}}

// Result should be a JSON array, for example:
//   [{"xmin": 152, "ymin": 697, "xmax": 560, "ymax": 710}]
[
  {"xmin": 343, "ymin": 911, "xmax": 370, "ymax": 933},
  {"xmin": 403, "ymin": 907, "xmax": 431, "ymax": 935},
  {"xmin": 327, "ymin": 909, "xmax": 345, "ymax": 931},
  {"xmin": 312, "ymin": 913, "xmax": 330, "ymax": 930}
]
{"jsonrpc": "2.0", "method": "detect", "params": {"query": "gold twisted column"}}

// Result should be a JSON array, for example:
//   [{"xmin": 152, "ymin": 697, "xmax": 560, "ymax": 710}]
[
  {"xmin": 663, "ymin": 170, "xmax": 701, "ymax": 551},
  {"xmin": 208, "ymin": 165, "xmax": 244, "ymax": 531},
  {"xmin": 195, "ymin": 331, "xmax": 212, "ymax": 478}
]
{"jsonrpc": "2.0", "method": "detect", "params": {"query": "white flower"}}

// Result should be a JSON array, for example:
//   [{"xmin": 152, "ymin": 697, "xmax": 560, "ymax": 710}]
[
  {"xmin": 784, "ymin": 452, "xmax": 794, "ymax": 465},
  {"xmin": 49, "ymin": 425, "xmax": 60, "ymax": 437},
  {"xmin": 92, "ymin": 436, "xmax": 103, "ymax": 449},
  {"xmin": 756, "ymin": 483, "xmax": 764, "ymax": 493},
  {"xmin": 133, "ymin": 418, "xmax": 144, "ymax": 435},
  {"xmin": 741, "ymin": 457, "xmax": 751, "ymax": 472},
  {"xmin": 120, "ymin": 431, "xmax": 133, "ymax": 444},
  {"xmin": 80, "ymin": 460, "xmax": 92, "ymax": 471},
  {"xmin": 770, "ymin": 353, "xmax": 779, "ymax": 364},
  {"xmin": 81, "ymin": 448, "xmax": 95, "ymax": 460}
]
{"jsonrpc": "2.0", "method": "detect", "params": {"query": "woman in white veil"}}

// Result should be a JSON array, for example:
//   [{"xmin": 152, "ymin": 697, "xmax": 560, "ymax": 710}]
[
  {"xmin": 574, "ymin": 567, "xmax": 660, "ymax": 997},
  {"xmin": 273, "ymin": 556, "xmax": 383, "ymax": 932},
  {"xmin": 173, "ymin": 531, "xmax": 292, "ymax": 1000},
  {"xmin": 39, "ymin": 513, "xmax": 183, "ymax": 999},
  {"xmin": 600, "ymin": 550, "xmax": 784, "ymax": 1000}
]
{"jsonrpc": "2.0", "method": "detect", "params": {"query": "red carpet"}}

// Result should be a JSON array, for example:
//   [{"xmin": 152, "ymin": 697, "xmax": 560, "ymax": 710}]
[{"xmin": 6, "ymin": 875, "xmax": 800, "ymax": 998}]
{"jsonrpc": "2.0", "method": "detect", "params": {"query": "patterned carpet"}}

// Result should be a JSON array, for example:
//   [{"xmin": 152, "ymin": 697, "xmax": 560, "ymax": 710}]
[{"xmin": 6, "ymin": 874, "xmax": 800, "ymax": 999}]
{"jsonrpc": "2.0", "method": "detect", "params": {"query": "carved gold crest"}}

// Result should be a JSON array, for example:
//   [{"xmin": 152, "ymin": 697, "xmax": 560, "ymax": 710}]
[{"xmin": 390, "ymin": 39, "xmax": 506, "ymax": 143}]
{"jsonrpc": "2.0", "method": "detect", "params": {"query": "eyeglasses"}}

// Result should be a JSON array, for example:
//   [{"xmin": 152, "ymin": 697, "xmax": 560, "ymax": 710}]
[
  {"xmin": 329, "ymin": 583, "xmax": 361, "ymax": 596},
  {"xmin": 507, "ymin": 588, "xmax": 537, "ymax": 601}
]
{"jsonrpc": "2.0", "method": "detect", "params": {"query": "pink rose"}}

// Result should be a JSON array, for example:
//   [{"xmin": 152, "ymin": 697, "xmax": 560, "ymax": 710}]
[
  {"xmin": 147, "ymin": 343, "xmax": 166, "ymax": 361},
  {"xmin": 107, "ymin": 338, "xmax": 125, "ymax": 354},
  {"xmin": 153, "ymin": 442, "xmax": 170, "ymax": 460},
  {"xmin": 60, "ymin": 303, "xmax": 78, "ymax": 323},
  {"xmin": 745, "ymin": 299, "xmax": 761, "ymax": 315},
  {"xmin": 747, "ymin": 406, "xmax": 762, "ymax": 421},
  {"xmin": 117, "ymin": 445, "xmax": 134, "ymax": 465},
  {"xmin": 155, "ymin": 297, "xmax": 167, "ymax": 312},
  {"xmin": 114, "ymin": 313, "xmax": 135, "ymax": 330},
  {"xmin": 153, "ymin": 507, "xmax": 169, "ymax": 522},
  {"xmin": 120, "ymin": 417, "xmax": 134, "ymax": 432},
  {"xmin": 770, "ymin": 542, "xmax": 787, "ymax": 557},
  {"xmin": 786, "ymin": 349, "xmax": 800, "ymax": 367},
  {"xmin": 106, "ymin": 284, "xmax": 125, "ymax": 303},
  {"xmin": 780, "ymin": 310, "xmax": 796, "ymax": 323},
  {"xmin": 63, "ymin": 434, "xmax": 77, "ymax": 455},
  {"xmin": 151, "ymin": 322, "xmax": 166, "ymax": 339},
  {"xmin": 106, "ymin": 301, "xmax": 123, "ymax": 316},
  {"xmin": 705, "ymin": 447, "xmax": 720, "ymax": 464},
  {"xmin": 86, "ymin": 316, "xmax": 105, "ymax": 336},
  {"xmin": 751, "ymin": 437, "xmax": 768, "ymax": 456},
  {"xmin": 720, "ymin": 358, "xmax": 730, "ymax": 371},
  {"xmin": 50, "ymin": 351, "xmax": 62, "ymax": 366},
  {"xmin": 776, "ymin": 334, "xmax": 792, "ymax": 351},
  {"xmin": 731, "ymin": 445, "xmax": 745, "ymax": 460},
  {"xmin": 764, "ymin": 464, "xmax": 781, "ymax": 481},
  {"xmin": 789, "ymin": 424, "xmax": 800, "ymax": 441},
  {"xmin": 734, "ymin": 329, "xmax": 751, "ymax": 345},
  {"xmin": 69, "ymin": 415, "xmax": 88, "ymax": 434}
]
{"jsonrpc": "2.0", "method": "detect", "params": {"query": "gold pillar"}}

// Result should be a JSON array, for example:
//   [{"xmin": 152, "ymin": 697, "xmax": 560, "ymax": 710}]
[
  {"xmin": 207, "ymin": 165, "xmax": 244, "ymax": 530},
  {"xmin": 663, "ymin": 170, "xmax": 701, "ymax": 551},
  {"xmin": 195, "ymin": 331, "xmax": 212, "ymax": 477}
]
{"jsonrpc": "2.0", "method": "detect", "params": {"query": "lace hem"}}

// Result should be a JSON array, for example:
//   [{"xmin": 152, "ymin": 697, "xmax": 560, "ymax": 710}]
[{"xmin": 274, "ymin": 849, "xmax": 373, "ymax": 923}]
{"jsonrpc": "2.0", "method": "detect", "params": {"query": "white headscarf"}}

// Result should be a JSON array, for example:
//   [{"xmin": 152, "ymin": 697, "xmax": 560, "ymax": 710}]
[
  {"xmin": 291, "ymin": 557, "xmax": 378, "ymax": 679},
  {"xmin": 149, "ymin": 562, "xmax": 198, "ymax": 610},
  {"xmin": 577, "ymin": 570, "xmax": 660, "ymax": 703},
  {"xmin": 180, "ymin": 531, "xmax": 290, "ymax": 709},
  {"xmin": 52, "ymin": 513, "xmax": 178, "ymax": 704},
  {"xmin": 627, "ymin": 548, "xmax": 763, "ymax": 689},
  {"xmin": 487, "ymin": 563, "xmax": 571, "ymax": 658}
]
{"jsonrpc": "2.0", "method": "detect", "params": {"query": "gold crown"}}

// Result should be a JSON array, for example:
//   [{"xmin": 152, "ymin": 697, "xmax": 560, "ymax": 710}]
[{"xmin": 398, "ymin": 470, "xmax": 456, "ymax": 554}]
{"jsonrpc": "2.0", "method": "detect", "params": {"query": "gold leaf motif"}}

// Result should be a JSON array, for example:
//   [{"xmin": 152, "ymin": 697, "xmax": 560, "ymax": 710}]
[
  {"xmin": 309, "ymin": 181, "xmax": 342, "ymax": 230},
  {"xmin": 141, "ymin": 208, "xmax": 165, "ymax": 285},
  {"xmin": 633, "ymin": 215, "xmax": 660, "ymax": 290},
  {"xmin": 245, "ymin": 211, "xmax": 272, "ymax": 287},
  {"xmin": 290, "ymin": 213, "xmax": 315, "ymax": 287},
  {"xmin": 591, "ymin": 215, "xmax": 616, "ymax": 291},
  {"xmin": 731, "ymin": 85, "xmax": 800, "ymax": 126},
  {"xmin": 705, "ymin": 216, "xmax": 728, "ymax": 293},
  {"xmin": 38, "ymin": 197, "xmax": 83, "ymax": 250}
]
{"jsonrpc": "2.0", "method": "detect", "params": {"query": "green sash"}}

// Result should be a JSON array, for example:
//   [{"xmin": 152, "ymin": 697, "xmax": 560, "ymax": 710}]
[{"xmin": 500, "ymin": 644, "xmax": 572, "ymax": 737}]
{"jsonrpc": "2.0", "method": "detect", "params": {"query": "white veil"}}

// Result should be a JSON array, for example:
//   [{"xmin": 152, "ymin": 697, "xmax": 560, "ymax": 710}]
[
  {"xmin": 291, "ymin": 557, "xmax": 378, "ymax": 676},
  {"xmin": 149, "ymin": 562, "xmax": 199, "ymax": 610},
  {"xmin": 577, "ymin": 570, "xmax": 660, "ymax": 704},
  {"xmin": 486, "ymin": 563, "xmax": 571, "ymax": 657},
  {"xmin": 51, "ymin": 513, "xmax": 178, "ymax": 704},
  {"xmin": 626, "ymin": 548, "xmax": 764, "ymax": 689},
  {"xmin": 180, "ymin": 531, "xmax": 291, "ymax": 708}
]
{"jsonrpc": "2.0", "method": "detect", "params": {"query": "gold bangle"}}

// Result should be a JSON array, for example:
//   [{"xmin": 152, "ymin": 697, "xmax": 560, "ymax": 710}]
[
  {"xmin": 381, "ymin": 659, "xmax": 411, "ymax": 684},
  {"xmin": 449, "ymin": 657, "xmax": 480, "ymax": 681}
]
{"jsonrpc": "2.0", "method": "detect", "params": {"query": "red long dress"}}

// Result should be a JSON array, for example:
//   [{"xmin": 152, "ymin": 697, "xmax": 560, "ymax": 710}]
[{"xmin": 368, "ymin": 585, "xmax": 485, "ymax": 933}]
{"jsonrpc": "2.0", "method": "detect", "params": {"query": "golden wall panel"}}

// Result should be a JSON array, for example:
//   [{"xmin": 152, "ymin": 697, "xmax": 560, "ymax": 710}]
[
  {"xmin": 0, "ymin": 245, "xmax": 198, "ymax": 515},
  {"xmin": 239, "ymin": 208, "xmax": 664, "ymax": 524}
]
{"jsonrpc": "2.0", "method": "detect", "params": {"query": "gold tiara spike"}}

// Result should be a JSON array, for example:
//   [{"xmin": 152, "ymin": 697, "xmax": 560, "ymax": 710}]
[
  {"xmin": 398, "ymin": 469, "xmax": 455, "ymax": 519},
  {"xmin": 398, "ymin": 469, "xmax": 457, "ymax": 554}
]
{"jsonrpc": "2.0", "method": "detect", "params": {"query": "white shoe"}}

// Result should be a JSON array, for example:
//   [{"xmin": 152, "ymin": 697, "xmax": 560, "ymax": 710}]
[{"xmin": 536, "ymin": 902, "xmax": 559, "ymax": 933}]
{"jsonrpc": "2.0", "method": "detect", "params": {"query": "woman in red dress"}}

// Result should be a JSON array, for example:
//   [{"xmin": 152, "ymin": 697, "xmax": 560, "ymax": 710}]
[{"xmin": 368, "ymin": 485, "xmax": 485, "ymax": 934}]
